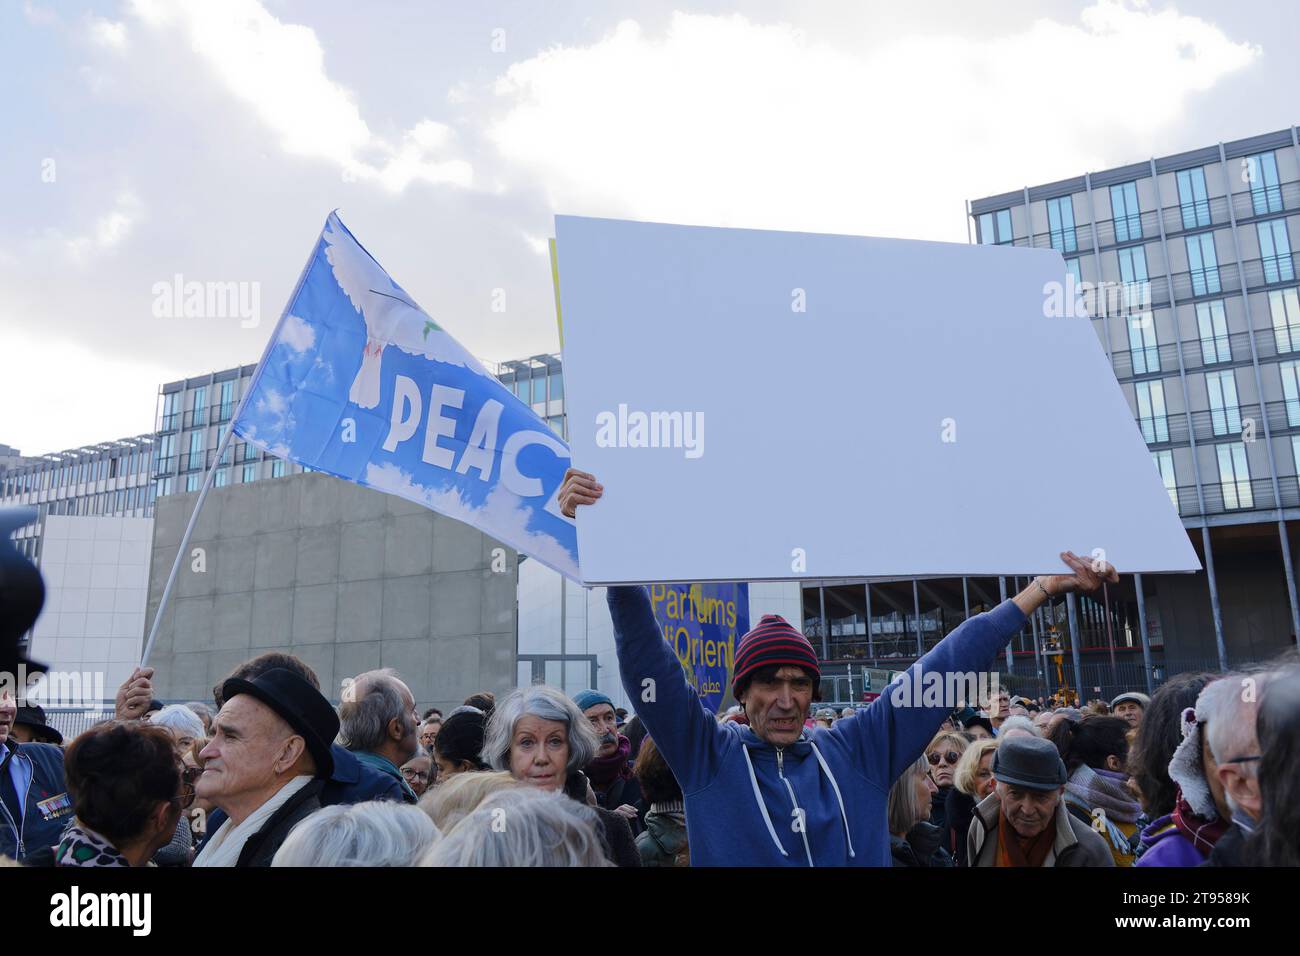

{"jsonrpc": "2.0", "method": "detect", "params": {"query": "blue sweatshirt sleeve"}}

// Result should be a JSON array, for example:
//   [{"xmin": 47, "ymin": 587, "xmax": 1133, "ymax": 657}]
[
  {"xmin": 832, "ymin": 598, "xmax": 1027, "ymax": 787},
  {"xmin": 606, "ymin": 585, "xmax": 727, "ymax": 793}
]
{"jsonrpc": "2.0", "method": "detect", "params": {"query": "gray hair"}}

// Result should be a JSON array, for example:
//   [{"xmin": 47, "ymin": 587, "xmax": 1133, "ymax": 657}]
[
  {"xmin": 151, "ymin": 703, "xmax": 205, "ymax": 740},
  {"xmin": 271, "ymin": 801, "xmax": 439, "ymax": 867},
  {"xmin": 482, "ymin": 685, "xmax": 598, "ymax": 777},
  {"xmin": 999, "ymin": 715, "xmax": 1040, "ymax": 738},
  {"xmin": 1200, "ymin": 670, "xmax": 1278, "ymax": 769},
  {"xmin": 886, "ymin": 754, "xmax": 930, "ymax": 836},
  {"xmin": 339, "ymin": 669, "xmax": 414, "ymax": 753},
  {"xmin": 419, "ymin": 789, "xmax": 612, "ymax": 867}
]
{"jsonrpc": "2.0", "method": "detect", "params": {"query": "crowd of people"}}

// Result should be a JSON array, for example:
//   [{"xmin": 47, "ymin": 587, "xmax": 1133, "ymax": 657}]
[{"xmin": 0, "ymin": 468, "xmax": 1295, "ymax": 868}]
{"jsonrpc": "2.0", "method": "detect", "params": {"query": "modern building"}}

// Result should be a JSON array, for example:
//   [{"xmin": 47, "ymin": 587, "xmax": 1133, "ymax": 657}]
[{"xmin": 962, "ymin": 124, "xmax": 1300, "ymax": 695}]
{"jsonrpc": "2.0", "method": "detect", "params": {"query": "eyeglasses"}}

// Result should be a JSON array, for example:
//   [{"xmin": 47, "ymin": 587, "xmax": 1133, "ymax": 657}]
[
  {"xmin": 401, "ymin": 769, "xmax": 430, "ymax": 781},
  {"xmin": 928, "ymin": 751, "xmax": 961, "ymax": 766}
]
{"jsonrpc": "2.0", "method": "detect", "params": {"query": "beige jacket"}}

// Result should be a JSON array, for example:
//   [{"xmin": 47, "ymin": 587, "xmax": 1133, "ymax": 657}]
[{"xmin": 967, "ymin": 791, "xmax": 1114, "ymax": 867}]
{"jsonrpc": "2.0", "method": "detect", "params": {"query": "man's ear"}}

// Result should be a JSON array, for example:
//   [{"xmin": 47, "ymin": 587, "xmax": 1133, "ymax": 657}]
[
  {"xmin": 275, "ymin": 735, "xmax": 307, "ymax": 773},
  {"xmin": 388, "ymin": 716, "xmax": 404, "ymax": 742}
]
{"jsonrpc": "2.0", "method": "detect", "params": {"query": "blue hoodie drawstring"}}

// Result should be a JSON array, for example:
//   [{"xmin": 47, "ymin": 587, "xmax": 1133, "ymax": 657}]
[
  {"xmin": 740, "ymin": 733, "xmax": 857, "ymax": 864},
  {"xmin": 810, "ymin": 742, "xmax": 856, "ymax": 859},
  {"xmin": 741, "ymin": 744, "xmax": 789, "ymax": 858}
]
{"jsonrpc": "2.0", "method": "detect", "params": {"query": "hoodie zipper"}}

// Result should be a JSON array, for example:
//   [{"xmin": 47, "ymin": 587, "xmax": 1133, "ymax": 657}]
[
  {"xmin": 775, "ymin": 747, "xmax": 815, "ymax": 867},
  {"xmin": 0, "ymin": 749, "xmax": 31, "ymax": 858}
]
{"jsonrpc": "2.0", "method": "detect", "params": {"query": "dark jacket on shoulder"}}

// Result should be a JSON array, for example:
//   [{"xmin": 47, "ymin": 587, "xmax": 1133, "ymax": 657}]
[
  {"xmin": 1, "ymin": 739, "xmax": 71, "ymax": 863},
  {"xmin": 236, "ymin": 778, "xmax": 324, "ymax": 867}
]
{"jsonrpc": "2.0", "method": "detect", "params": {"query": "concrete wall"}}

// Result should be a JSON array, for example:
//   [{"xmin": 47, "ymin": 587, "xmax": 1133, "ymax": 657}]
[
  {"xmin": 145, "ymin": 472, "xmax": 518, "ymax": 711},
  {"xmin": 28, "ymin": 515, "xmax": 153, "ymax": 701}
]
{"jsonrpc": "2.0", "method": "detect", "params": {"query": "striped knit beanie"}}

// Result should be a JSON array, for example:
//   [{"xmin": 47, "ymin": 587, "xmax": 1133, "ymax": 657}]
[{"xmin": 731, "ymin": 614, "xmax": 820, "ymax": 694}]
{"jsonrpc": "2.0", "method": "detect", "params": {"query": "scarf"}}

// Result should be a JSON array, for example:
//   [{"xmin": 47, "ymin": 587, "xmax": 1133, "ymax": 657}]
[
  {"xmin": 1065, "ymin": 765, "xmax": 1140, "ymax": 824},
  {"xmin": 193, "ymin": 776, "xmax": 311, "ymax": 868},
  {"xmin": 1171, "ymin": 790, "xmax": 1228, "ymax": 854},
  {"xmin": 996, "ymin": 806, "xmax": 1054, "ymax": 867},
  {"xmin": 55, "ymin": 821, "xmax": 131, "ymax": 867},
  {"xmin": 585, "ymin": 735, "xmax": 632, "ymax": 789}
]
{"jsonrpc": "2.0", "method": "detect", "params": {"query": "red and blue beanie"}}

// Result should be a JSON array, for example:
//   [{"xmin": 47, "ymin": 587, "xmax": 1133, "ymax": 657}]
[{"xmin": 732, "ymin": 614, "xmax": 820, "ymax": 694}]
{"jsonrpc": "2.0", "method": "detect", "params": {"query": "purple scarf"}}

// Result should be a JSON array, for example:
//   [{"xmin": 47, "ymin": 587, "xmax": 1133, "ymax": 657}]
[{"xmin": 586, "ymin": 734, "xmax": 633, "ymax": 789}]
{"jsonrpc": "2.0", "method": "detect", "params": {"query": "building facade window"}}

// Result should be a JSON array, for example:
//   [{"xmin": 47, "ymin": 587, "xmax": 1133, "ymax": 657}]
[
  {"xmin": 548, "ymin": 372, "xmax": 564, "ymax": 401},
  {"xmin": 1269, "ymin": 288, "xmax": 1300, "ymax": 353},
  {"xmin": 1046, "ymin": 196, "xmax": 1077, "ymax": 253},
  {"xmin": 1244, "ymin": 151, "xmax": 1282, "ymax": 216},
  {"xmin": 1196, "ymin": 300, "xmax": 1231, "ymax": 364},
  {"xmin": 978, "ymin": 209, "xmax": 1013, "ymax": 245},
  {"xmin": 1111, "ymin": 182, "xmax": 1142, "ymax": 243},
  {"xmin": 217, "ymin": 380, "xmax": 235, "ymax": 422},
  {"xmin": 1135, "ymin": 380, "xmax": 1169, "ymax": 443},
  {"xmin": 1117, "ymin": 246, "xmax": 1150, "ymax": 310},
  {"xmin": 1176, "ymin": 167, "xmax": 1211, "ymax": 229},
  {"xmin": 187, "ymin": 431, "xmax": 205, "ymax": 470},
  {"xmin": 1065, "ymin": 258, "xmax": 1083, "ymax": 288},
  {"xmin": 271, "ymin": 459, "xmax": 285, "ymax": 478},
  {"xmin": 1152, "ymin": 450, "xmax": 1178, "ymax": 512},
  {"xmin": 1216, "ymin": 442, "xmax": 1252, "ymax": 509},
  {"xmin": 242, "ymin": 463, "xmax": 257, "ymax": 483},
  {"xmin": 161, "ymin": 392, "xmax": 180, "ymax": 431},
  {"xmin": 1205, "ymin": 370, "xmax": 1242, "ymax": 436},
  {"xmin": 1127, "ymin": 314, "xmax": 1159, "ymax": 374},
  {"xmin": 215, "ymin": 467, "xmax": 229, "ymax": 488},
  {"xmin": 192, "ymin": 386, "xmax": 207, "ymax": 427},
  {"xmin": 186, "ymin": 472, "xmax": 202, "ymax": 492},
  {"xmin": 1257, "ymin": 218, "xmax": 1295, "ymax": 284},
  {"xmin": 1186, "ymin": 233, "xmax": 1221, "ymax": 296},
  {"xmin": 1281, "ymin": 361, "xmax": 1300, "ymax": 427}
]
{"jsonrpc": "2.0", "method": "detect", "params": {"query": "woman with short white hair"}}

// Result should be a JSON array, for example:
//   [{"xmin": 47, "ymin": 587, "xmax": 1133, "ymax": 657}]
[
  {"xmin": 421, "ymin": 788, "xmax": 612, "ymax": 867},
  {"xmin": 150, "ymin": 704, "xmax": 205, "ymax": 756},
  {"xmin": 145, "ymin": 703, "xmax": 206, "ymax": 866},
  {"xmin": 270, "ymin": 801, "xmax": 439, "ymax": 867},
  {"xmin": 482, "ymin": 685, "xmax": 640, "ymax": 866}
]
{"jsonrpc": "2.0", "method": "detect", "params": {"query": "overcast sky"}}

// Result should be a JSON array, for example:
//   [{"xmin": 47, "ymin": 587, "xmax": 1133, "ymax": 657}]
[{"xmin": 2, "ymin": 0, "xmax": 1294, "ymax": 455}]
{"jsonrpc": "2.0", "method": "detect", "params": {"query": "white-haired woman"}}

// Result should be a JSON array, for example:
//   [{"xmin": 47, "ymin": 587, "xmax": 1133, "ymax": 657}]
[
  {"xmin": 887, "ymin": 755, "xmax": 953, "ymax": 867},
  {"xmin": 271, "ymin": 801, "xmax": 439, "ymax": 867},
  {"xmin": 147, "ymin": 703, "xmax": 207, "ymax": 866},
  {"xmin": 482, "ymin": 685, "xmax": 640, "ymax": 867},
  {"xmin": 421, "ymin": 788, "xmax": 613, "ymax": 867}
]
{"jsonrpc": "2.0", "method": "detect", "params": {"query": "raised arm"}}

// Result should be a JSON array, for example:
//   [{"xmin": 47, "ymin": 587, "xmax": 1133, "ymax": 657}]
[
  {"xmin": 561, "ymin": 470, "xmax": 726, "ymax": 792},
  {"xmin": 834, "ymin": 552, "xmax": 1118, "ymax": 785}
]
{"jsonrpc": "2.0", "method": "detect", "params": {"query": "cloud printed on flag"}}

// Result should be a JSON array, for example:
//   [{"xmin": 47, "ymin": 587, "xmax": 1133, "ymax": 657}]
[{"xmin": 233, "ymin": 211, "xmax": 579, "ymax": 579}]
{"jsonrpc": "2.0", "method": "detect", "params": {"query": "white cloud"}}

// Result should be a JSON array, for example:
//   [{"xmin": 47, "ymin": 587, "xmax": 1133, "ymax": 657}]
[
  {"xmin": 278, "ymin": 314, "xmax": 317, "ymax": 353},
  {"xmin": 126, "ymin": 0, "xmax": 472, "ymax": 192},
  {"xmin": 63, "ymin": 191, "xmax": 142, "ymax": 261},
  {"xmin": 488, "ymin": 3, "xmax": 1260, "ymax": 241},
  {"xmin": 87, "ymin": 16, "xmax": 128, "ymax": 50}
]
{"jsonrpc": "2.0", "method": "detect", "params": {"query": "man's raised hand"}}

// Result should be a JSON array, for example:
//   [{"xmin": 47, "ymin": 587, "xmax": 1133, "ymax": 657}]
[{"xmin": 559, "ymin": 468, "xmax": 603, "ymax": 519}]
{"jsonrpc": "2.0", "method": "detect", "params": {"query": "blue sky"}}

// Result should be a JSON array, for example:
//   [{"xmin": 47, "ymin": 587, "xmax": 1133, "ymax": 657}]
[{"xmin": 1, "ymin": 0, "xmax": 1295, "ymax": 453}]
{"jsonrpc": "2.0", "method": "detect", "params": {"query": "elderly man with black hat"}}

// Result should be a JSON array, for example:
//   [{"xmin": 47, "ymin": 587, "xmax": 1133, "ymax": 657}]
[
  {"xmin": 561, "ymin": 468, "xmax": 1120, "ymax": 867},
  {"xmin": 967, "ymin": 736, "xmax": 1113, "ymax": 867},
  {"xmin": 193, "ymin": 668, "xmax": 340, "ymax": 867}
]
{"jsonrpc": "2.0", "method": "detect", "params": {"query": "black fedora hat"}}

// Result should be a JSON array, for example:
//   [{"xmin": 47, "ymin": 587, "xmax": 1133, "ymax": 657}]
[
  {"xmin": 992, "ymin": 736, "xmax": 1068, "ymax": 791},
  {"xmin": 221, "ymin": 668, "xmax": 338, "ymax": 779},
  {"xmin": 14, "ymin": 705, "xmax": 62, "ymax": 746}
]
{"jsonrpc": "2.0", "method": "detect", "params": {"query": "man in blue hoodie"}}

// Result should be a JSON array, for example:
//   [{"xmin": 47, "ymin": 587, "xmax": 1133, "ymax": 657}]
[{"xmin": 559, "ymin": 468, "xmax": 1118, "ymax": 867}]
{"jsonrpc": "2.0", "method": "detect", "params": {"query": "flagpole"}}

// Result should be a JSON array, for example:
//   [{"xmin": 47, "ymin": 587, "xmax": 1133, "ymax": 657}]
[{"xmin": 140, "ymin": 216, "xmax": 327, "ymax": 668}]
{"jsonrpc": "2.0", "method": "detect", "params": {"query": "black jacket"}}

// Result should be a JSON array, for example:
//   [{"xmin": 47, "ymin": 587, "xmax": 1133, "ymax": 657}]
[
  {"xmin": 944, "ymin": 788, "xmax": 977, "ymax": 866},
  {"xmin": 235, "ymin": 778, "xmax": 324, "ymax": 867},
  {"xmin": 1202, "ymin": 818, "xmax": 1253, "ymax": 868},
  {"xmin": 564, "ymin": 772, "xmax": 641, "ymax": 867},
  {"xmin": 1, "ymin": 739, "xmax": 70, "ymax": 862},
  {"xmin": 592, "ymin": 773, "xmax": 645, "ymax": 837},
  {"xmin": 891, "ymin": 821, "xmax": 955, "ymax": 868}
]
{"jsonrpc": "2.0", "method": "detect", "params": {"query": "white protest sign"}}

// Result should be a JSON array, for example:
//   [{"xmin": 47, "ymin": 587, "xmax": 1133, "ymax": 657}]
[{"xmin": 555, "ymin": 215, "xmax": 1201, "ymax": 585}]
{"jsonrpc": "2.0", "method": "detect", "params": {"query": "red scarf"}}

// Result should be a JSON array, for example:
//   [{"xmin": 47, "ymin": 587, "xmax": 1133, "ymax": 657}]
[
  {"xmin": 1171, "ymin": 790, "xmax": 1228, "ymax": 855},
  {"xmin": 996, "ymin": 807, "xmax": 1055, "ymax": 867},
  {"xmin": 585, "ymin": 734, "xmax": 632, "ymax": 790}
]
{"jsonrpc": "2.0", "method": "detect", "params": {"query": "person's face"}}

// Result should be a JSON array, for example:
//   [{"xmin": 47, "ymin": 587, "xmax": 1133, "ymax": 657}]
[
  {"xmin": 584, "ymin": 704, "xmax": 620, "ymax": 757},
  {"xmin": 1114, "ymin": 701, "xmax": 1143, "ymax": 727},
  {"xmin": 1032, "ymin": 711, "xmax": 1054, "ymax": 731},
  {"xmin": 926, "ymin": 743, "xmax": 961, "ymax": 788},
  {"xmin": 1009, "ymin": 705, "xmax": 1029, "ymax": 718},
  {"xmin": 741, "ymin": 667, "xmax": 814, "ymax": 747},
  {"xmin": 911, "ymin": 769, "xmax": 937, "ymax": 830},
  {"xmin": 0, "ymin": 691, "xmax": 15, "ymax": 745},
  {"xmin": 966, "ymin": 724, "xmax": 992, "ymax": 741},
  {"xmin": 975, "ymin": 751, "xmax": 996, "ymax": 800},
  {"xmin": 997, "ymin": 782, "xmax": 1062, "ymax": 839},
  {"xmin": 988, "ymin": 692, "xmax": 1010, "ymax": 720},
  {"xmin": 196, "ymin": 695, "xmax": 300, "ymax": 806},
  {"xmin": 1200, "ymin": 729, "xmax": 1231, "ymax": 822},
  {"xmin": 419, "ymin": 721, "xmax": 441, "ymax": 752},
  {"xmin": 393, "ymin": 681, "xmax": 420, "ymax": 763},
  {"xmin": 434, "ymin": 752, "xmax": 472, "ymax": 784},
  {"xmin": 509, "ymin": 715, "xmax": 570, "ymax": 792},
  {"xmin": 168, "ymin": 727, "xmax": 195, "ymax": 758},
  {"xmin": 400, "ymin": 755, "xmax": 432, "ymax": 797}
]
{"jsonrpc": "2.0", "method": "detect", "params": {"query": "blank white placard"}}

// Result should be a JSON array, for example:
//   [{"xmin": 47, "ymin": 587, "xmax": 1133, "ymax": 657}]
[{"xmin": 555, "ymin": 215, "xmax": 1201, "ymax": 586}]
